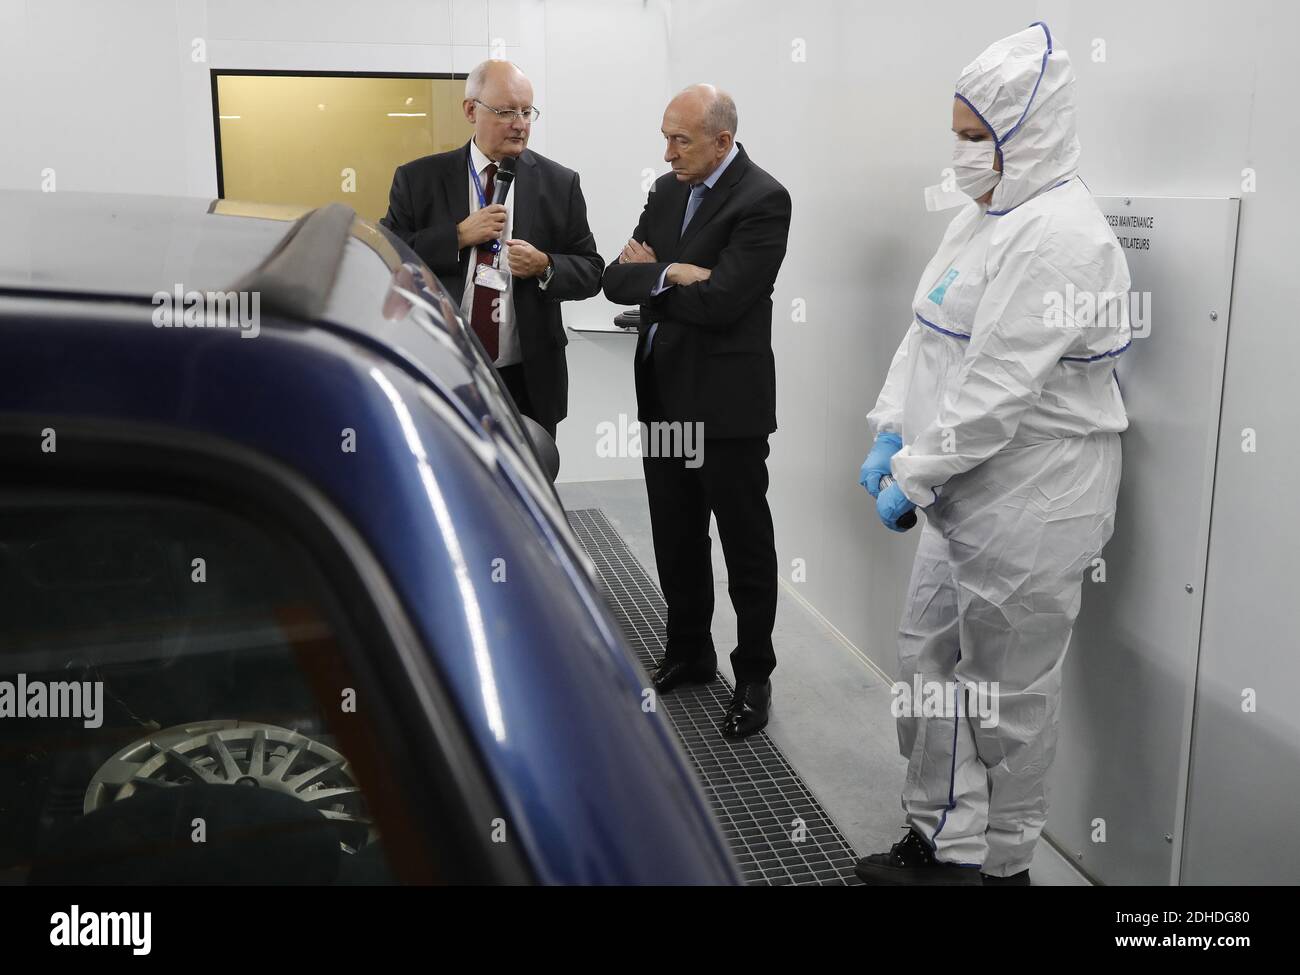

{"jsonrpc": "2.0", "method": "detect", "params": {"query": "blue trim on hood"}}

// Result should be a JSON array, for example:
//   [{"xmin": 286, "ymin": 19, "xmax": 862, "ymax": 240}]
[
  {"xmin": 1032, "ymin": 19, "xmax": 1054, "ymax": 52},
  {"xmin": 954, "ymin": 22, "xmax": 1056, "ymax": 198},
  {"xmin": 954, "ymin": 92, "xmax": 999, "ymax": 143},
  {"xmin": 1001, "ymin": 22, "xmax": 1054, "ymax": 146},
  {"xmin": 953, "ymin": 92, "xmax": 1004, "ymax": 170},
  {"xmin": 955, "ymin": 21, "xmax": 1054, "ymax": 149}
]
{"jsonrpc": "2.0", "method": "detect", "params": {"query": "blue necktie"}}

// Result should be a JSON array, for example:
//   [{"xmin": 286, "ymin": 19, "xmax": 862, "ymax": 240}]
[
  {"xmin": 644, "ymin": 184, "xmax": 709, "ymax": 361},
  {"xmin": 681, "ymin": 182, "xmax": 708, "ymax": 236}
]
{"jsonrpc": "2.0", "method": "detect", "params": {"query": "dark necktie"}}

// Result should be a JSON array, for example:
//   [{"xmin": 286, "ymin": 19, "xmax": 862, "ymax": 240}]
[
  {"xmin": 469, "ymin": 162, "xmax": 500, "ymax": 360},
  {"xmin": 642, "ymin": 182, "xmax": 709, "ymax": 362},
  {"xmin": 681, "ymin": 182, "xmax": 708, "ymax": 236}
]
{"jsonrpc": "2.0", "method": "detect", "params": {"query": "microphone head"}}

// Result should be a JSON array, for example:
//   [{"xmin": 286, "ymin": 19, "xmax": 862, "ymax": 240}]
[{"xmin": 488, "ymin": 155, "xmax": 516, "ymax": 205}]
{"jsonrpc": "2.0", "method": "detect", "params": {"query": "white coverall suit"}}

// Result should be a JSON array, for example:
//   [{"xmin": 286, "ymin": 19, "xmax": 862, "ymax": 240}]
[{"xmin": 867, "ymin": 22, "xmax": 1132, "ymax": 877}]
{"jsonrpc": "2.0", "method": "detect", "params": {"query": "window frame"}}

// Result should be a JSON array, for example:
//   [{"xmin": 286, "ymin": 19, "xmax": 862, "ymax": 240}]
[{"xmin": 0, "ymin": 416, "xmax": 531, "ymax": 885}]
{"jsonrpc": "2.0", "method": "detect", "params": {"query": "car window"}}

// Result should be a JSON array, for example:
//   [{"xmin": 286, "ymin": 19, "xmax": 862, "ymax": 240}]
[{"xmin": 0, "ymin": 491, "xmax": 400, "ymax": 885}]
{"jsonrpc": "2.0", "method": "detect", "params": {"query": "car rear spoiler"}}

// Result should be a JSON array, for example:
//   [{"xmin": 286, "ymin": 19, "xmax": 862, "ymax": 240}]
[
  {"xmin": 225, "ymin": 201, "xmax": 564, "ymax": 485},
  {"xmin": 228, "ymin": 202, "xmax": 355, "ymax": 320}
]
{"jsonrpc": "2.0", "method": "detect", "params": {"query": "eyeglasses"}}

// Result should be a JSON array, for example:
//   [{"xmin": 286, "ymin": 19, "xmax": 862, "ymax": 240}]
[{"xmin": 474, "ymin": 100, "xmax": 540, "ymax": 123}]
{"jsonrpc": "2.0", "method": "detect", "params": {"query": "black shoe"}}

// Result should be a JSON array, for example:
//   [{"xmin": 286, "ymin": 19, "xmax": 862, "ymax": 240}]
[
  {"xmin": 651, "ymin": 659, "xmax": 716, "ymax": 694},
  {"xmin": 853, "ymin": 828, "xmax": 983, "ymax": 886},
  {"xmin": 721, "ymin": 680, "xmax": 771, "ymax": 739},
  {"xmin": 982, "ymin": 869, "xmax": 1031, "ymax": 886}
]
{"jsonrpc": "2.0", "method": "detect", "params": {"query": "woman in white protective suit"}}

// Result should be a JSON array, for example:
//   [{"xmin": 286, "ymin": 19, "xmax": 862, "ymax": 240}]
[{"xmin": 853, "ymin": 22, "xmax": 1131, "ymax": 886}]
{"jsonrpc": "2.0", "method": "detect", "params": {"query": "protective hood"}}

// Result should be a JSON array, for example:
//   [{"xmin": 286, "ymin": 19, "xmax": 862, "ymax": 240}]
[{"xmin": 955, "ymin": 22, "xmax": 1079, "ymax": 214}]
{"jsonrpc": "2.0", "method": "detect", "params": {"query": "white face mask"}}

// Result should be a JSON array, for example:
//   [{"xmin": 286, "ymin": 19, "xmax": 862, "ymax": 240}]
[{"xmin": 952, "ymin": 138, "xmax": 1001, "ymax": 199}]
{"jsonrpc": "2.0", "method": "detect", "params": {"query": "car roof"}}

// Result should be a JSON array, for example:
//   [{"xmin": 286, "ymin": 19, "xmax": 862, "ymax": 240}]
[
  {"xmin": 0, "ymin": 190, "xmax": 494, "ymax": 415},
  {"xmin": 0, "ymin": 188, "xmax": 504, "ymax": 451},
  {"xmin": 0, "ymin": 190, "xmax": 311, "ymax": 298}
]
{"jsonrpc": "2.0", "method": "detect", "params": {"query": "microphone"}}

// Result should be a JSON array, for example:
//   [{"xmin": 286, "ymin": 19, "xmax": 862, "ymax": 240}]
[{"xmin": 491, "ymin": 156, "xmax": 517, "ymax": 205}]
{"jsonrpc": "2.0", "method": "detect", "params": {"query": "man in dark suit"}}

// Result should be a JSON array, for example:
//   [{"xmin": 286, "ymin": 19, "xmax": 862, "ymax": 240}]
[
  {"xmin": 380, "ymin": 60, "xmax": 603, "ymax": 438},
  {"xmin": 603, "ymin": 85, "xmax": 792, "ymax": 739}
]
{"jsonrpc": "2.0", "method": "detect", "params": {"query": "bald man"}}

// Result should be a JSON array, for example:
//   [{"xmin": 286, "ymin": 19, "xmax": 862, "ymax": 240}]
[
  {"xmin": 603, "ymin": 85, "xmax": 792, "ymax": 739},
  {"xmin": 381, "ymin": 60, "xmax": 603, "ymax": 439}
]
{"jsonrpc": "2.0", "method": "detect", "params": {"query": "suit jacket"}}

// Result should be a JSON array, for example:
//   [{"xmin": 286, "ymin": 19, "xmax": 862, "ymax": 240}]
[
  {"xmin": 379, "ymin": 141, "xmax": 604, "ymax": 428},
  {"xmin": 602, "ymin": 144, "xmax": 791, "ymax": 438}
]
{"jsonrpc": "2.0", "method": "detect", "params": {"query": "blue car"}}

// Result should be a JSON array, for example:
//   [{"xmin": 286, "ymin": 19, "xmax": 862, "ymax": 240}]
[{"xmin": 0, "ymin": 190, "xmax": 738, "ymax": 885}]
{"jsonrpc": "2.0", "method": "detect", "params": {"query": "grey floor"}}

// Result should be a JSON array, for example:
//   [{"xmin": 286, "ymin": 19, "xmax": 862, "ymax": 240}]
[{"xmin": 558, "ymin": 477, "xmax": 1091, "ymax": 886}]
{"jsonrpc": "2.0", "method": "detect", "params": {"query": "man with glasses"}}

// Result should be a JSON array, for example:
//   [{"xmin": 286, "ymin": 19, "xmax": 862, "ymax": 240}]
[{"xmin": 381, "ymin": 60, "xmax": 603, "ymax": 440}]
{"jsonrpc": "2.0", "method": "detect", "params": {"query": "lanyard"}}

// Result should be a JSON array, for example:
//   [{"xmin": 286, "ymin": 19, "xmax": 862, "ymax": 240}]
[{"xmin": 469, "ymin": 158, "xmax": 502, "ymax": 254}]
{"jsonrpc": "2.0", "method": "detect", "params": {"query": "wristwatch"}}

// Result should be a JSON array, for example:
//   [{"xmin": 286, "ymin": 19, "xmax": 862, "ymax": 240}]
[{"xmin": 539, "ymin": 257, "xmax": 555, "ymax": 289}]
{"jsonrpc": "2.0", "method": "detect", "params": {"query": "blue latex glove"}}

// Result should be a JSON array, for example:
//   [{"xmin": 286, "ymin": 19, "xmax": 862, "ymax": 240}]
[
  {"xmin": 876, "ymin": 480, "xmax": 917, "ymax": 533},
  {"xmin": 859, "ymin": 432, "xmax": 903, "ymax": 498}
]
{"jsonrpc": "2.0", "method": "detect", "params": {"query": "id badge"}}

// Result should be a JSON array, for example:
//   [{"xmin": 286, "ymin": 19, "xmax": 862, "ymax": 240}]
[{"xmin": 474, "ymin": 263, "xmax": 510, "ymax": 292}]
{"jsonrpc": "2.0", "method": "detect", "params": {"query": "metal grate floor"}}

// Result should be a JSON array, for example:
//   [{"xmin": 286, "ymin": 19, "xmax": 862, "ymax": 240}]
[{"xmin": 567, "ymin": 508, "xmax": 862, "ymax": 886}]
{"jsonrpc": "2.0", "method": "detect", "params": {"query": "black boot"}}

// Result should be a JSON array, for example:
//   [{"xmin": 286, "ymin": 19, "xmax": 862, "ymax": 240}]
[
  {"xmin": 981, "ymin": 869, "xmax": 1031, "ymax": 886},
  {"xmin": 854, "ymin": 828, "xmax": 983, "ymax": 886}
]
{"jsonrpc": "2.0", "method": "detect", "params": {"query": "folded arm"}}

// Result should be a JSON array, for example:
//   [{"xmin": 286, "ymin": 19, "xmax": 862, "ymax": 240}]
[
  {"xmin": 652, "ymin": 186, "xmax": 792, "ymax": 331},
  {"xmin": 601, "ymin": 195, "xmax": 672, "ymax": 306}
]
